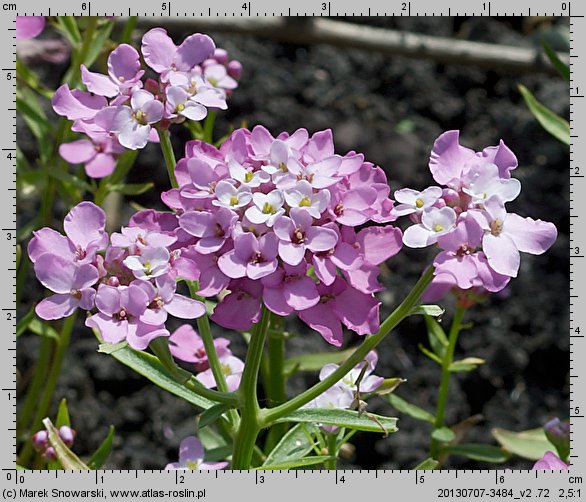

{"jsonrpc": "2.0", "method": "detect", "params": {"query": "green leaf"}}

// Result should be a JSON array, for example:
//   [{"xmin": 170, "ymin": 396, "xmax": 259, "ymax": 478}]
[
  {"xmin": 16, "ymin": 60, "xmax": 53, "ymax": 99},
  {"xmin": 99, "ymin": 339, "xmax": 215, "ymax": 410},
  {"xmin": 370, "ymin": 378, "xmax": 406, "ymax": 396},
  {"xmin": 449, "ymin": 357, "xmax": 485, "ymax": 373},
  {"xmin": 28, "ymin": 319, "xmax": 60, "ymax": 342},
  {"xmin": 108, "ymin": 150, "xmax": 140, "ymax": 184},
  {"xmin": 284, "ymin": 348, "xmax": 354, "ymax": 375},
  {"xmin": 541, "ymin": 39, "xmax": 570, "ymax": 81},
  {"xmin": 98, "ymin": 341, "xmax": 128, "ymax": 354},
  {"xmin": 16, "ymin": 307, "xmax": 35, "ymax": 337},
  {"xmin": 258, "ymin": 456, "xmax": 332, "ymax": 470},
  {"xmin": 43, "ymin": 418, "xmax": 89, "ymax": 470},
  {"xmin": 387, "ymin": 394, "xmax": 435, "ymax": 423},
  {"xmin": 83, "ymin": 21, "xmax": 114, "ymax": 68},
  {"xmin": 264, "ymin": 423, "xmax": 318, "ymax": 467},
  {"xmin": 87, "ymin": 426, "xmax": 115, "ymax": 470},
  {"xmin": 431, "ymin": 427, "xmax": 455, "ymax": 443},
  {"xmin": 418, "ymin": 344, "xmax": 443, "ymax": 365},
  {"xmin": 55, "ymin": 16, "xmax": 82, "ymax": 45},
  {"xmin": 492, "ymin": 427, "xmax": 554, "ymax": 461},
  {"xmin": 16, "ymin": 464, "xmax": 27, "ymax": 470},
  {"xmin": 16, "ymin": 90, "xmax": 53, "ymax": 162},
  {"xmin": 198, "ymin": 426, "xmax": 228, "ymax": 451},
  {"xmin": 443, "ymin": 443, "xmax": 510, "ymax": 463},
  {"xmin": 48, "ymin": 168, "xmax": 94, "ymax": 194},
  {"xmin": 424, "ymin": 315, "xmax": 448, "ymax": 358},
  {"xmin": 410, "ymin": 305, "xmax": 445, "ymax": 317},
  {"xmin": 274, "ymin": 408, "xmax": 397, "ymax": 434},
  {"xmin": 17, "ymin": 217, "xmax": 40, "ymax": 243},
  {"xmin": 199, "ymin": 403, "xmax": 232, "ymax": 429},
  {"xmin": 414, "ymin": 457, "xmax": 439, "ymax": 470},
  {"xmin": 109, "ymin": 182, "xmax": 154, "ymax": 196},
  {"xmin": 519, "ymin": 84, "xmax": 570, "ymax": 145},
  {"xmin": 55, "ymin": 399, "xmax": 71, "ymax": 428},
  {"xmin": 204, "ymin": 445, "xmax": 232, "ymax": 463}
]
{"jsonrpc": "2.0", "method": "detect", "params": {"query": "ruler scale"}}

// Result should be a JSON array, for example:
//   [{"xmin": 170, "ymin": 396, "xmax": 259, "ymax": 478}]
[{"xmin": 8, "ymin": 1, "xmax": 578, "ymax": 500}]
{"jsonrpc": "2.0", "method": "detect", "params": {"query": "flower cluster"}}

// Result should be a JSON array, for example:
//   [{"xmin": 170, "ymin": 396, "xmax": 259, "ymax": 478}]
[
  {"xmin": 169, "ymin": 324, "xmax": 243, "ymax": 391},
  {"xmin": 395, "ymin": 131, "xmax": 557, "ymax": 303},
  {"xmin": 52, "ymin": 28, "xmax": 240, "ymax": 176},
  {"xmin": 158, "ymin": 126, "xmax": 402, "ymax": 346},
  {"xmin": 29, "ymin": 202, "xmax": 206, "ymax": 350},
  {"xmin": 32, "ymin": 426, "xmax": 76, "ymax": 461}
]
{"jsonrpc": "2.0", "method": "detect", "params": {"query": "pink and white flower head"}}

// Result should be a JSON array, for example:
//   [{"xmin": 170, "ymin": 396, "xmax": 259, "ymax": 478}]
[
  {"xmin": 168, "ymin": 324, "xmax": 231, "ymax": 372},
  {"xmin": 196, "ymin": 355, "xmax": 244, "ymax": 392},
  {"xmin": 398, "ymin": 131, "xmax": 557, "ymax": 303},
  {"xmin": 165, "ymin": 436, "xmax": 228, "ymax": 471},
  {"xmin": 532, "ymin": 451, "xmax": 569, "ymax": 471}
]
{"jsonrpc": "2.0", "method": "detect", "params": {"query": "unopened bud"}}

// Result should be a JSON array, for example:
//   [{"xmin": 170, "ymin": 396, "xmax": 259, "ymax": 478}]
[
  {"xmin": 227, "ymin": 60, "xmax": 242, "ymax": 80},
  {"xmin": 31, "ymin": 430, "xmax": 48, "ymax": 452},
  {"xmin": 43, "ymin": 447, "xmax": 56, "ymax": 461},
  {"xmin": 58, "ymin": 425, "xmax": 76, "ymax": 447}
]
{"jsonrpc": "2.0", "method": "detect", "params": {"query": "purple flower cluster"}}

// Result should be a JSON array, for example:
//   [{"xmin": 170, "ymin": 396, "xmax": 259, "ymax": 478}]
[
  {"xmin": 32, "ymin": 426, "xmax": 76, "ymax": 461},
  {"xmin": 165, "ymin": 436, "xmax": 228, "ymax": 470},
  {"xmin": 395, "ymin": 131, "xmax": 557, "ymax": 303},
  {"xmin": 52, "ymin": 29, "xmax": 240, "ymax": 176},
  {"xmin": 159, "ymin": 126, "xmax": 402, "ymax": 346},
  {"xmin": 29, "ymin": 202, "xmax": 206, "ymax": 350}
]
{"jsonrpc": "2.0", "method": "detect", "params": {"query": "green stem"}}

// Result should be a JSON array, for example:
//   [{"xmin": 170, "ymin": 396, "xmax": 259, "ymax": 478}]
[
  {"xmin": 264, "ymin": 320, "xmax": 288, "ymax": 453},
  {"xmin": 264, "ymin": 267, "xmax": 435, "ymax": 424},
  {"xmin": 203, "ymin": 112, "xmax": 216, "ymax": 144},
  {"xmin": 158, "ymin": 129, "xmax": 178, "ymax": 188},
  {"xmin": 324, "ymin": 432, "xmax": 338, "ymax": 470},
  {"xmin": 430, "ymin": 306, "xmax": 466, "ymax": 460},
  {"xmin": 16, "ymin": 337, "xmax": 53, "ymax": 437},
  {"xmin": 67, "ymin": 17, "xmax": 98, "ymax": 87},
  {"xmin": 232, "ymin": 307, "xmax": 271, "ymax": 469},
  {"xmin": 18, "ymin": 313, "xmax": 77, "ymax": 466},
  {"xmin": 119, "ymin": 16, "xmax": 137, "ymax": 44}
]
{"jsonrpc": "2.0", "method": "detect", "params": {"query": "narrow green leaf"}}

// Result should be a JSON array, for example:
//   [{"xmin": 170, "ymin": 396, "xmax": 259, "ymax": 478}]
[
  {"xmin": 87, "ymin": 426, "xmax": 115, "ymax": 470},
  {"xmin": 541, "ymin": 39, "xmax": 570, "ymax": 81},
  {"xmin": 264, "ymin": 423, "xmax": 318, "ymax": 466},
  {"xmin": 424, "ymin": 315, "xmax": 449, "ymax": 358},
  {"xmin": 55, "ymin": 399, "xmax": 71, "ymax": 428},
  {"xmin": 492, "ymin": 427, "xmax": 554, "ymax": 461},
  {"xmin": 443, "ymin": 443, "xmax": 510, "ymax": 463},
  {"xmin": 109, "ymin": 182, "xmax": 154, "ymax": 196},
  {"xmin": 55, "ymin": 16, "xmax": 82, "ymax": 45},
  {"xmin": 519, "ymin": 84, "xmax": 570, "ymax": 145},
  {"xmin": 410, "ymin": 305, "xmax": 445, "ymax": 317},
  {"xmin": 414, "ymin": 457, "xmax": 439, "ymax": 470},
  {"xmin": 43, "ymin": 418, "xmax": 89, "ymax": 470},
  {"xmin": 99, "ymin": 340, "xmax": 215, "ymax": 410},
  {"xmin": 431, "ymin": 427, "xmax": 455, "ymax": 443},
  {"xmin": 387, "ymin": 394, "xmax": 435, "ymax": 423},
  {"xmin": 258, "ymin": 456, "xmax": 332, "ymax": 470},
  {"xmin": 284, "ymin": 348, "xmax": 355, "ymax": 375},
  {"xmin": 48, "ymin": 168, "xmax": 94, "ymax": 193},
  {"xmin": 108, "ymin": 150, "xmax": 140, "ymax": 184},
  {"xmin": 449, "ymin": 357, "xmax": 485, "ymax": 373},
  {"xmin": 16, "ymin": 90, "xmax": 53, "ymax": 162},
  {"xmin": 418, "ymin": 344, "xmax": 443, "ymax": 365},
  {"xmin": 205, "ymin": 445, "xmax": 232, "ymax": 463},
  {"xmin": 16, "ymin": 308, "xmax": 35, "ymax": 337},
  {"xmin": 199, "ymin": 403, "xmax": 232, "ymax": 429},
  {"xmin": 16, "ymin": 464, "xmax": 27, "ymax": 470},
  {"xmin": 83, "ymin": 21, "xmax": 114, "ymax": 68},
  {"xmin": 17, "ymin": 217, "xmax": 40, "ymax": 244},
  {"xmin": 16, "ymin": 60, "xmax": 53, "ymax": 98},
  {"xmin": 198, "ymin": 426, "xmax": 228, "ymax": 451},
  {"xmin": 98, "ymin": 341, "xmax": 128, "ymax": 354},
  {"xmin": 28, "ymin": 319, "xmax": 60, "ymax": 342},
  {"xmin": 273, "ymin": 408, "xmax": 397, "ymax": 434}
]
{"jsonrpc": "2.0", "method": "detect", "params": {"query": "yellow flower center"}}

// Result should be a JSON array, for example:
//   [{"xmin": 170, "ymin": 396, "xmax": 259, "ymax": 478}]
[
  {"xmin": 490, "ymin": 219, "xmax": 503, "ymax": 236},
  {"xmin": 278, "ymin": 162, "xmax": 288, "ymax": 173},
  {"xmin": 185, "ymin": 459, "xmax": 201, "ymax": 470},
  {"xmin": 262, "ymin": 202, "xmax": 275, "ymax": 214},
  {"xmin": 433, "ymin": 224, "xmax": 444, "ymax": 232},
  {"xmin": 299, "ymin": 196, "xmax": 312, "ymax": 207},
  {"xmin": 175, "ymin": 103, "xmax": 185, "ymax": 113},
  {"xmin": 245, "ymin": 171, "xmax": 254, "ymax": 183},
  {"xmin": 415, "ymin": 198, "xmax": 424, "ymax": 209},
  {"xmin": 132, "ymin": 110, "xmax": 147, "ymax": 125},
  {"xmin": 229, "ymin": 196, "xmax": 239, "ymax": 206}
]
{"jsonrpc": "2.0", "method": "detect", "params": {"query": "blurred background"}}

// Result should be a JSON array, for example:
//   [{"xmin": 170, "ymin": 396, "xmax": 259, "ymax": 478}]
[{"xmin": 17, "ymin": 16, "xmax": 569, "ymax": 469}]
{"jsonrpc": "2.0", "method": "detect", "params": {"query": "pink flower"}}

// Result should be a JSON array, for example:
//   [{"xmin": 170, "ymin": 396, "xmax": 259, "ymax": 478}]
[
  {"xmin": 211, "ymin": 279, "xmax": 262, "ymax": 330},
  {"xmin": 403, "ymin": 206, "xmax": 457, "ymax": 248},
  {"xmin": 179, "ymin": 208, "xmax": 237, "ymax": 254},
  {"xmin": 532, "ymin": 451, "xmax": 569, "ymax": 470},
  {"xmin": 393, "ymin": 186, "xmax": 443, "ymax": 217},
  {"xmin": 218, "ymin": 232, "xmax": 279, "ymax": 280},
  {"xmin": 95, "ymin": 90, "xmax": 164, "ymax": 149},
  {"xmin": 59, "ymin": 134, "xmax": 125, "ymax": 178},
  {"xmin": 16, "ymin": 16, "xmax": 45, "ymax": 40},
  {"xmin": 34, "ymin": 255, "xmax": 98, "ymax": 320},
  {"xmin": 52, "ymin": 84, "xmax": 108, "ymax": 121},
  {"xmin": 165, "ymin": 436, "xmax": 228, "ymax": 470},
  {"xmin": 168, "ymin": 324, "xmax": 230, "ymax": 371},
  {"xmin": 196, "ymin": 355, "xmax": 244, "ymax": 392},
  {"xmin": 141, "ymin": 28, "xmax": 215, "ymax": 80},
  {"xmin": 273, "ymin": 209, "xmax": 338, "ymax": 266},
  {"xmin": 262, "ymin": 263, "xmax": 319, "ymax": 315}
]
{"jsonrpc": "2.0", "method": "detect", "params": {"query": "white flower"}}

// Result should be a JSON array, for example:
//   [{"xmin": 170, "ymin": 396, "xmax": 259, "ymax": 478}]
[
  {"xmin": 462, "ymin": 163, "xmax": 521, "ymax": 207},
  {"xmin": 393, "ymin": 186, "xmax": 443, "ymax": 216},
  {"xmin": 284, "ymin": 180, "xmax": 330, "ymax": 219},
  {"xmin": 244, "ymin": 190, "xmax": 285, "ymax": 227},
  {"xmin": 212, "ymin": 180, "xmax": 252, "ymax": 209},
  {"xmin": 403, "ymin": 207, "xmax": 457, "ymax": 248},
  {"xmin": 123, "ymin": 247, "xmax": 170, "ymax": 280},
  {"xmin": 228, "ymin": 160, "xmax": 270, "ymax": 188}
]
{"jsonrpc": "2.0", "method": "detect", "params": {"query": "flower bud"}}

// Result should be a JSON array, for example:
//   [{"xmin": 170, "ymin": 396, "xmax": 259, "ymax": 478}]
[
  {"xmin": 58, "ymin": 425, "xmax": 76, "ymax": 447},
  {"xmin": 227, "ymin": 60, "xmax": 242, "ymax": 80},
  {"xmin": 32, "ymin": 430, "xmax": 48, "ymax": 452},
  {"xmin": 43, "ymin": 447, "xmax": 56, "ymax": 461},
  {"xmin": 107, "ymin": 276, "xmax": 120, "ymax": 287},
  {"xmin": 213, "ymin": 48, "xmax": 228, "ymax": 65}
]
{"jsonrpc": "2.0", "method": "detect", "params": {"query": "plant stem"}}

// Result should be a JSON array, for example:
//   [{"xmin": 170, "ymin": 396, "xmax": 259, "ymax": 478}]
[
  {"xmin": 16, "ymin": 337, "xmax": 53, "ymax": 437},
  {"xmin": 430, "ymin": 306, "xmax": 466, "ymax": 460},
  {"xmin": 324, "ymin": 432, "xmax": 338, "ymax": 470},
  {"xmin": 67, "ymin": 17, "xmax": 98, "ymax": 87},
  {"xmin": 119, "ymin": 16, "xmax": 137, "ymax": 45},
  {"xmin": 263, "ymin": 318, "xmax": 288, "ymax": 453},
  {"xmin": 232, "ymin": 307, "xmax": 271, "ymax": 469},
  {"xmin": 158, "ymin": 129, "xmax": 178, "ymax": 188},
  {"xmin": 263, "ymin": 267, "xmax": 434, "ymax": 424},
  {"xmin": 18, "ymin": 313, "xmax": 77, "ymax": 466},
  {"xmin": 203, "ymin": 112, "xmax": 216, "ymax": 144}
]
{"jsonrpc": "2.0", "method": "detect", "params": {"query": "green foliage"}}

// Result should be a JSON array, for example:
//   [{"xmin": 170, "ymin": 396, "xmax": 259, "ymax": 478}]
[
  {"xmin": 519, "ymin": 84, "xmax": 569, "ymax": 146},
  {"xmin": 443, "ymin": 443, "xmax": 510, "ymax": 463},
  {"xmin": 431, "ymin": 427, "xmax": 455, "ymax": 443},
  {"xmin": 42, "ymin": 418, "xmax": 89, "ymax": 470},
  {"xmin": 284, "ymin": 348, "xmax": 354, "ymax": 375},
  {"xmin": 87, "ymin": 426, "xmax": 115, "ymax": 469},
  {"xmin": 449, "ymin": 357, "xmax": 485, "ymax": 373},
  {"xmin": 414, "ymin": 457, "xmax": 439, "ymax": 470},
  {"xmin": 387, "ymin": 394, "xmax": 435, "ymax": 423},
  {"xmin": 492, "ymin": 427, "xmax": 554, "ymax": 461},
  {"xmin": 264, "ymin": 423, "xmax": 319, "ymax": 467}
]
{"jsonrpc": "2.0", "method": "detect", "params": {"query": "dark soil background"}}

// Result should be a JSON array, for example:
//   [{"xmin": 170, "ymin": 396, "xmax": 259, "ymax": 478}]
[{"xmin": 17, "ymin": 17, "xmax": 569, "ymax": 469}]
